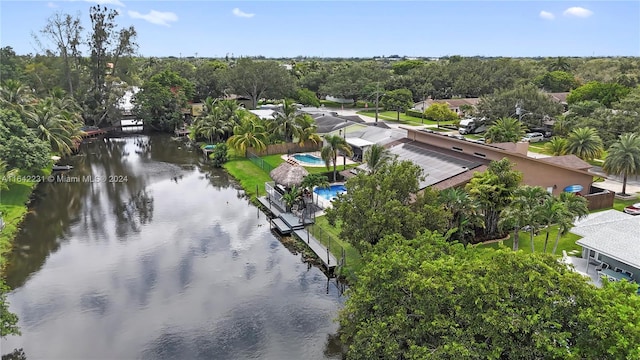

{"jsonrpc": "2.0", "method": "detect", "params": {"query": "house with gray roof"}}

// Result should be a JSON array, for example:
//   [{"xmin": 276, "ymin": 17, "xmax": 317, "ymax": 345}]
[{"xmin": 571, "ymin": 210, "xmax": 640, "ymax": 285}]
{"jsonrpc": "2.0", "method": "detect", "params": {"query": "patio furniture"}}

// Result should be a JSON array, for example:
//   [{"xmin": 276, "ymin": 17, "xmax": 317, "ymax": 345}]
[
  {"xmin": 599, "ymin": 268, "xmax": 633, "ymax": 282},
  {"xmin": 595, "ymin": 262, "xmax": 610, "ymax": 271}
]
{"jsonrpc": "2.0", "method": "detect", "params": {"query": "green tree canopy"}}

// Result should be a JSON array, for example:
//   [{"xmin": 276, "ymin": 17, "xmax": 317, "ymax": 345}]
[
  {"xmin": 476, "ymin": 85, "xmax": 564, "ymax": 126},
  {"xmin": 338, "ymin": 232, "xmax": 640, "ymax": 359},
  {"xmin": 380, "ymin": 88, "xmax": 413, "ymax": 112},
  {"xmin": 132, "ymin": 80, "xmax": 184, "ymax": 132},
  {"xmin": 566, "ymin": 81, "xmax": 631, "ymax": 108},
  {"xmin": 294, "ymin": 88, "xmax": 320, "ymax": 107},
  {"xmin": 326, "ymin": 160, "xmax": 449, "ymax": 252},
  {"xmin": 1, "ymin": 277, "xmax": 21, "ymax": 339},
  {"xmin": 423, "ymin": 102, "xmax": 459, "ymax": 122},
  {"xmin": 534, "ymin": 70, "xmax": 579, "ymax": 92},
  {"xmin": 320, "ymin": 61, "xmax": 390, "ymax": 103},
  {"xmin": 466, "ymin": 158, "xmax": 522, "ymax": 239},
  {"xmin": 391, "ymin": 59, "xmax": 426, "ymax": 75},
  {"xmin": 484, "ymin": 117, "xmax": 527, "ymax": 143},
  {"xmin": 603, "ymin": 132, "xmax": 640, "ymax": 195},
  {"xmin": 223, "ymin": 58, "xmax": 295, "ymax": 109},
  {"xmin": 565, "ymin": 127, "xmax": 604, "ymax": 161},
  {"xmin": 0, "ymin": 109, "xmax": 51, "ymax": 171}
]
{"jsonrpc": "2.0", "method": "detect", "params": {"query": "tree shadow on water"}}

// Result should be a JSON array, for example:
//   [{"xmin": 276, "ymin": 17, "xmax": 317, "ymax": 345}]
[
  {"xmin": 323, "ymin": 332, "xmax": 346, "ymax": 359},
  {"xmin": 2, "ymin": 348, "xmax": 27, "ymax": 360}
]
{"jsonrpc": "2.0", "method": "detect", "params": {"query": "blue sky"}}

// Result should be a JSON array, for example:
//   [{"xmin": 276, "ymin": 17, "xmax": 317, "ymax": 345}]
[{"xmin": 1, "ymin": 1, "xmax": 638, "ymax": 58}]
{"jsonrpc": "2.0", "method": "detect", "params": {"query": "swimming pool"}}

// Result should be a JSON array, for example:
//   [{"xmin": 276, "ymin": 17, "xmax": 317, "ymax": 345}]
[
  {"xmin": 292, "ymin": 154, "xmax": 325, "ymax": 166},
  {"xmin": 314, "ymin": 184, "xmax": 347, "ymax": 200}
]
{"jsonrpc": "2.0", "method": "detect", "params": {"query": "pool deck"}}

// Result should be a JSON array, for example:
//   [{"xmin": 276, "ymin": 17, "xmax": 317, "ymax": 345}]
[{"xmin": 281, "ymin": 152, "xmax": 356, "ymax": 168}]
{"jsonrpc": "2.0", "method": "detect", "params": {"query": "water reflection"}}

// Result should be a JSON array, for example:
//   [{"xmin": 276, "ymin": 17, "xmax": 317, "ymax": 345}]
[{"xmin": 1, "ymin": 135, "xmax": 344, "ymax": 359}]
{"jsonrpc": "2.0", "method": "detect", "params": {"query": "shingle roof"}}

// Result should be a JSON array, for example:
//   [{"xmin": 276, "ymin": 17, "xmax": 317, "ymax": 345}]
[
  {"xmin": 313, "ymin": 114, "xmax": 353, "ymax": 134},
  {"xmin": 548, "ymin": 92, "xmax": 569, "ymax": 104},
  {"xmin": 572, "ymin": 210, "xmax": 640, "ymax": 269},
  {"xmin": 539, "ymin": 155, "xmax": 592, "ymax": 171}
]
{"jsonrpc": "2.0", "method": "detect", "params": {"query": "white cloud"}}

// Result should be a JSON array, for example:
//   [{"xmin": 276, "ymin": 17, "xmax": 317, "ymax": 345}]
[
  {"xmin": 47, "ymin": 2, "xmax": 58, "ymax": 8},
  {"xmin": 85, "ymin": 0, "xmax": 126, "ymax": 7},
  {"xmin": 563, "ymin": 7, "xmax": 593, "ymax": 18},
  {"xmin": 128, "ymin": 10, "xmax": 178, "ymax": 26},
  {"xmin": 539, "ymin": 11, "xmax": 555, "ymax": 20},
  {"xmin": 232, "ymin": 8, "xmax": 255, "ymax": 18}
]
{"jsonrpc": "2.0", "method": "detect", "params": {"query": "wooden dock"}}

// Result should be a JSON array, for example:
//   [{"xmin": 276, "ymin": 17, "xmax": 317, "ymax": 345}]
[
  {"xmin": 257, "ymin": 196, "xmax": 283, "ymax": 218},
  {"xmin": 257, "ymin": 195, "xmax": 337, "ymax": 271},
  {"xmin": 293, "ymin": 229, "xmax": 338, "ymax": 271}
]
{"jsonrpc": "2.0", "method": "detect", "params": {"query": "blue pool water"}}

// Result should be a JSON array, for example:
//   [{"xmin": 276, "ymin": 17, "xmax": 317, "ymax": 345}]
[
  {"xmin": 314, "ymin": 184, "xmax": 347, "ymax": 200},
  {"xmin": 293, "ymin": 154, "xmax": 325, "ymax": 165}
]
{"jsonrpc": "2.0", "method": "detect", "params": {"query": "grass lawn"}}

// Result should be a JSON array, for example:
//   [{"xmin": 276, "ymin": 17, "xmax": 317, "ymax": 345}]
[
  {"xmin": 312, "ymin": 216, "xmax": 363, "ymax": 282},
  {"xmin": 1, "ymin": 168, "xmax": 50, "ymax": 270},
  {"xmin": 612, "ymin": 197, "xmax": 639, "ymax": 211},
  {"xmin": 476, "ymin": 227, "xmax": 582, "ymax": 256},
  {"xmin": 223, "ymin": 156, "xmax": 273, "ymax": 198},
  {"xmin": 357, "ymin": 110, "xmax": 456, "ymax": 127},
  {"xmin": 320, "ymin": 100, "xmax": 369, "ymax": 108}
]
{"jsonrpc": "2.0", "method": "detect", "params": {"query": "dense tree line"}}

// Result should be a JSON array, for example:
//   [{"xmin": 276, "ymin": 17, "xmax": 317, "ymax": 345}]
[{"xmin": 338, "ymin": 232, "xmax": 640, "ymax": 359}]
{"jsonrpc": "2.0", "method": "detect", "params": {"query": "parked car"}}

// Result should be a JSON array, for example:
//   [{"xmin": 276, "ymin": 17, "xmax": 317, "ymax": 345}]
[
  {"xmin": 623, "ymin": 203, "xmax": 640, "ymax": 215},
  {"xmin": 521, "ymin": 132, "xmax": 545, "ymax": 143},
  {"xmin": 529, "ymin": 127, "xmax": 552, "ymax": 138}
]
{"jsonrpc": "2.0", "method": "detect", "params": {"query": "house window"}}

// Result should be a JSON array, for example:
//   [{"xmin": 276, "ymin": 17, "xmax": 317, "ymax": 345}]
[
  {"xmin": 452, "ymin": 147, "xmax": 463, "ymax": 152},
  {"xmin": 473, "ymin": 152, "xmax": 486, "ymax": 158}
]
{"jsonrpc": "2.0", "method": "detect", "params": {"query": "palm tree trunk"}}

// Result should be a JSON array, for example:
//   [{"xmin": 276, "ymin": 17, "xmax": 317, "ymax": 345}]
[
  {"xmin": 552, "ymin": 231, "xmax": 562, "ymax": 255},
  {"xmin": 543, "ymin": 230, "xmax": 550, "ymax": 253},
  {"xmin": 530, "ymin": 229, "xmax": 535, "ymax": 253},
  {"xmin": 332, "ymin": 155, "xmax": 337, "ymax": 182},
  {"xmin": 513, "ymin": 226, "xmax": 519, "ymax": 251},
  {"xmin": 622, "ymin": 172, "xmax": 628, "ymax": 195}
]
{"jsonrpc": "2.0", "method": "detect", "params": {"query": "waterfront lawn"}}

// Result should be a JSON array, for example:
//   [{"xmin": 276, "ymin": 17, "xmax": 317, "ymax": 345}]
[
  {"xmin": 313, "ymin": 216, "xmax": 363, "ymax": 282},
  {"xmin": 223, "ymin": 157, "xmax": 272, "ymax": 198},
  {"xmin": 0, "ymin": 181, "xmax": 37, "ymax": 269},
  {"xmin": 476, "ymin": 227, "xmax": 582, "ymax": 256}
]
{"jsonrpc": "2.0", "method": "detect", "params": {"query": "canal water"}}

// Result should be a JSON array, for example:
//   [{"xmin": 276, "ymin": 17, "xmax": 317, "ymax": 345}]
[{"xmin": 1, "ymin": 135, "xmax": 344, "ymax": 360}]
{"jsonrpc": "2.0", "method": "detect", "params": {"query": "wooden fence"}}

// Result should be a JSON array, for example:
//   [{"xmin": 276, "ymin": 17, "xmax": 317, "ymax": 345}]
[
  {"xmin": 248, "ymin": 141, "xmax": 322, "ymax": 156},
  {"xmin": 584, "ymin": 186, "xmax": 615, "ymax": 211}
]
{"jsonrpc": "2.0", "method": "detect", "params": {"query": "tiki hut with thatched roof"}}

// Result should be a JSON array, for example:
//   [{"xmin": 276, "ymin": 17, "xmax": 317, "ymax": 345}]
[{"xmin": 270, "ymin": 159, "xmax": 309, "ymax": 187}]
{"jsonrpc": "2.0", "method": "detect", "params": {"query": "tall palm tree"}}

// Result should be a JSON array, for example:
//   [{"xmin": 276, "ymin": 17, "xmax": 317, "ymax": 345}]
[
  {"xmin": 292, "ymin": 115, "xmax": 322, "ymax": 146},
  {"xmin": 602, "ymin": 133, "xmax": 640, "ymax": 195},
  {"xmin": 545, "ymin": 137, "xmax": 567, "ymax": 156},
  {"xmin": 565, "ymin": 127, "xmax": 604, "ymax": 161},
  {"xmin": 484, "ymin": 117, "xmax": 527, "ymax": 143},
  {"xmin": 439, "ymin": 187, "xmax": 481, "ymax": 247},
  {"xmin": 273, "ymin": 99, "xmax": 304, "ymax": 142},
  {"xmin": 363, "ymin": 144, "xmax": 394, "ymax": 174},
  {"xmin": 217, "ymin": 99, "xmax": 243, "ymax": 130},
  {"xmin": 538, "ymin": 196, "xmax": 565, "ymax": 253},
  {"xmin": 24, "ymin": 97, "xmax": 82, "ymax": 155},
  {"xmin": 548, "ymin": 56, "xmax": 571, "ymax": 72},
  {"xmin": 320, "ymin": 135, "xmax": 353, "ymax": 182},
  {"xmin": 193, "ymin": 106, "xmax": 227, "ymax": 143},
  {"xmin": 551, "ymin": 192, "xmax": 589, "ymax": 255},
  {"xmin": 300, "ymin": 174, "xmax": 330, "ymax": 191},
  {"xmin": 0, "ymin": 79, "xmax": 34, "ymax": 114},
  {"xmin": 508, "ymin": 186, "xmax": 550, "ymax": 253},
  {"xmin": 226, "ymin": 116, "xmax": 268, "ymax": 156}
]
